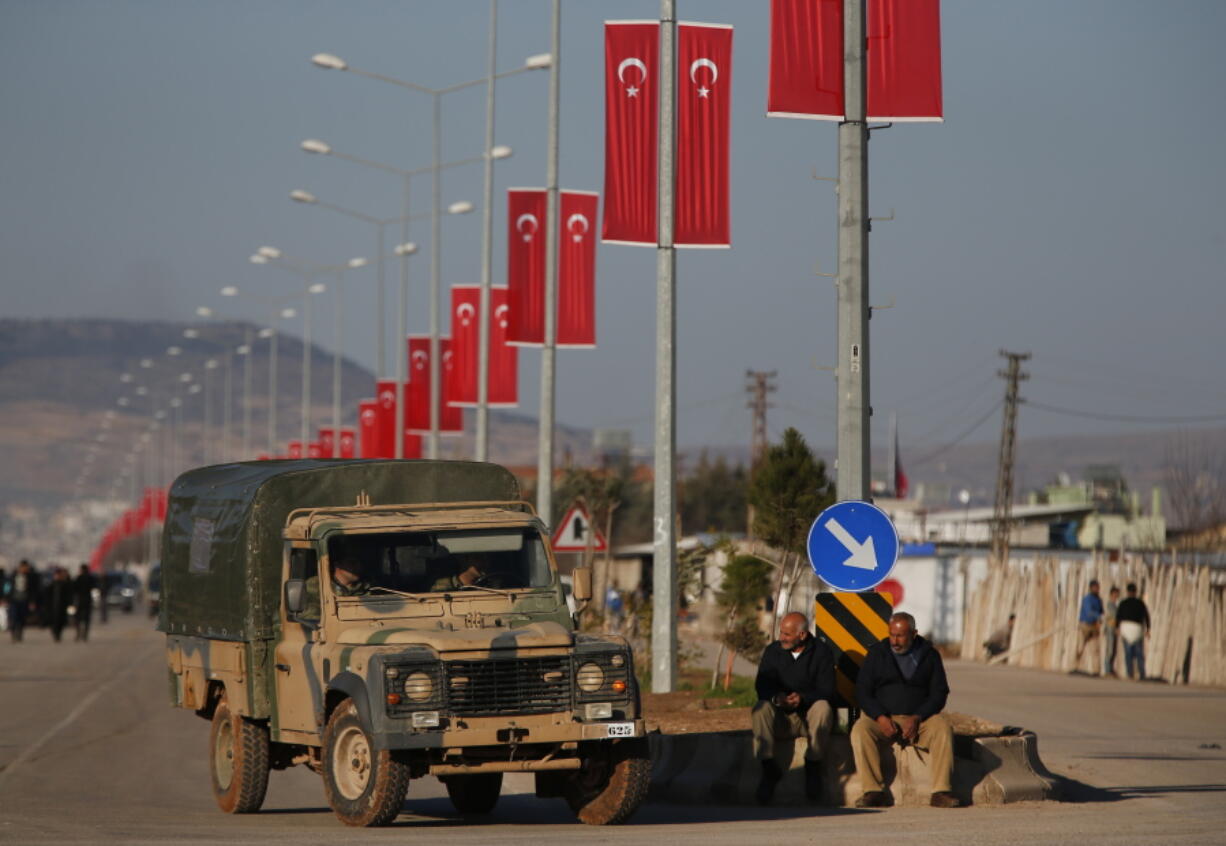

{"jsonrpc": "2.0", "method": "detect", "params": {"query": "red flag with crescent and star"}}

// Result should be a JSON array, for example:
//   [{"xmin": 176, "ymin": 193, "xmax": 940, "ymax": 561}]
[
  {"xmin": 407, "ymin": 336, "xmax": 462, "ymax": 434},
  {"xmin": 558, "ymin": 190, "xmax": 599, "ymax": 347},
  {"xmin": 438, "ymin": 338, "xmax": 463, "ymax": 434},
  {"xmin": 375, "ymin": 378, "xmax": 397, "ymax": 458},
  {"xmin": 358, "ymin": 400, "xmax": 377, "ymax": 457},
  {"xmin": 448, "ymin": 286, "xmax": 480, "ymax": 407},
  {"xmin": 677, "ymin": 22, "xmax": 733, "ymax": 247},
  {"xmin": 602, "ymin": 21, "xmax": 659, "ymax": 246},
  {"xmin": 338, "ymin": 426, "xmax": 356, "ymax": 459},
  {"xmin": 488, "ymin": 286, "xmax": 518, "ymax": 406},
  {"xmin": 506, "ymin": 188, "xmax": 546, "ymax": 346},
  {"xmin": 767, "ymin": 0, "xmax": 942, "ymax": 122},
  {"xmin": 317, "ymin": 427, "xmax": 334, "ymax": 458},
  {"xmin": 287, "ymin": 440, "xmax": 303, "ymax": 459}
]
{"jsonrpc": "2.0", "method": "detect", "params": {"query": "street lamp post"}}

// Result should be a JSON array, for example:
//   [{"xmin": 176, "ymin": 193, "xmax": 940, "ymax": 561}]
[{"xmin": 311, "ymin": 42, "xmax": 549, "ymax": 459}]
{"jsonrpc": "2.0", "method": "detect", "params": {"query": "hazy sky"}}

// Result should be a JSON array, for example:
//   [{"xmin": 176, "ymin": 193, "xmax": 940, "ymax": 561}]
[{"xmin": 2, "ymin": 0, "xmax": 1224, "ymax": 465}]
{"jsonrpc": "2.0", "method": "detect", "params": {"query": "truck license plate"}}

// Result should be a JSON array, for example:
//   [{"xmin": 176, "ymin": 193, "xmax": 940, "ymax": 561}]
[{"xmin": 605, "ymin": 722, "xmax": 634, "ymax": 737}]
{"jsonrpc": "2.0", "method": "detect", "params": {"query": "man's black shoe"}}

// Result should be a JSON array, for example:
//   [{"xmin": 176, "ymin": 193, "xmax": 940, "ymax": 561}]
[
  {"xmin": 854, "ymin": 790, "xmax": 887, "ymax": 808},
  {"xmin": 930, "ymin": 791, "xmax": 962, "ymax": 808},
  {"xmin": 803, "ymin": 760, "xmax": 823, "ymax": 802},
  {"xmin": 756, "ymin": 760, "xmax": 783, "ymax": 805}
]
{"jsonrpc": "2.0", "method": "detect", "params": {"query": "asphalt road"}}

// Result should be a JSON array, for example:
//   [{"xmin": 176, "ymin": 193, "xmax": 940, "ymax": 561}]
[{"xmin": 2, "ymin": 613, "xmax": 1224, "ymax": 845}]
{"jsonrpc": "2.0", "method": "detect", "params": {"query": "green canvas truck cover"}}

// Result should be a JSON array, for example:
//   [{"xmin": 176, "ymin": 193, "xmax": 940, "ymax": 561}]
[{"xmin": 157, "ymin": 459, "xmax": 520, "ymax": 642}]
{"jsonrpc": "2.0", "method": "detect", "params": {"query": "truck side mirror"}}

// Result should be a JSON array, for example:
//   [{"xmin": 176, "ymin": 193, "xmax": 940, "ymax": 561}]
[
  {"xmin": 285, "ymin": 579, "xmax": 306, "ymax": 615},
  {"xmin": 572, "ymin": 567, "xmax": 593, "ymax": 603}
]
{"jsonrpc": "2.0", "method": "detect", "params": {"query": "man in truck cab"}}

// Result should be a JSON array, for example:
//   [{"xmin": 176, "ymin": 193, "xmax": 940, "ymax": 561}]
[
  {"xmin": 330, "ymin": 554, "xmax": 371, "ymax": 596},
  {"xmin": 428, "ymin": 553, "xmax": 491, "ymax": 592}
]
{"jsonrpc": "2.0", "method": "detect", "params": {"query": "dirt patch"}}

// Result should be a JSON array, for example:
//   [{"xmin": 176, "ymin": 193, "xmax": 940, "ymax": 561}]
[{"xmin": 640, "ymin": 670, "xmax": 754, "ymax": 734}]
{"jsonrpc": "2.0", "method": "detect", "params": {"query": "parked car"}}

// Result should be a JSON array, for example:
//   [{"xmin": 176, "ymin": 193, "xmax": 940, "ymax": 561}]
[{"xmin": 105, "ymin": 571, "xmax": 142, "ymax": 614}]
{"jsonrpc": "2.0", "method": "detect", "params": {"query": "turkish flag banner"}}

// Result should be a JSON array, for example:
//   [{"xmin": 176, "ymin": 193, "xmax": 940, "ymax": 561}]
[
  {"xmin": 867, "ymin": 0, "xmax": 942, "ymax": 121},
  {"xmin": 448, "ymin": 286, "xmax": 480, "ymax": 407},
  {"xmin": 439, "ymin": 338, "xmax": 463, "ymax": 434},
  {"xmin": 338, "ymin": 426, "xmax": 356, "ymax": 459},
  {"xmin": 358, "ymin": 400, "xmax": 378, "ymax": 457},
  {"xmin": 402, "ymin": 423, "xmax": 423, "ymax": 459},
  {"xmin": 677, "ymin": 23, "xmax": 733, "ymax": 247},
  {"xmin": 602, "ymin": 21, "xmax": 659, "ymax": 246},
  {"xmin": 488, "ymin": 286, "xmax": 518, "ymax": 406},
  {"xmin": 407, "ymin": 336, "xmax": 431, "ymax": 433},
  {"xmin": 317, "ymin": 427, "xmax": 335, "ymax": 458},
  {"xmin": 558, "ymin": 190, "xmax": 599, "ymax": 347},
  {"xmin": 287, "ymin": 440, "xmax": 303, "ymax": 459},
  {"xmin": 307, "ymin": 442, "xmax": 323, "ymax": 459},
  {"xmin": 767, "ymin": 0, "xmax": 942, "ymax": 122},
  {"xmin": 375, "ymin": 378, "xmax": 397, "ymax": 458},
  {"xmin": 506, "ymin": 188, "xmax": 547, "ymax": 346},
  {"xmin": 767, "ymin": 0, "xmax": 843, "ymax": 120}
]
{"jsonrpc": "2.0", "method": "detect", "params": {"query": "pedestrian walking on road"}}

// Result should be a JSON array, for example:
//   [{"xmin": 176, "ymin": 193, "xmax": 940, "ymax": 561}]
[
  {"xmin": 1102, "ymin": 586, "xmax": 1121, "ymax": 676},
  {"xmin": 7, "ymin": 560, "xmax": 40, "ymax": 642},
  {"xmin": 73, "ymin": 564, "xmax": 96, "ymax": 642},
  {"xmin": 851, "ymin": 612, "xmax": 962, "ymax": 808},
  {"xmin": 44, "ymin": 566, "xmax": 73, "ymax": 643},
  {"xmin": 751, "ymin": 611, "xmax": 836, "ymax": 805},
  {"xmin": 1074, "ymin": 579, "xmax": 1103, "ymax": 672},
  {"xmin": 1116, "ymin": 582, "xmax": 1151, "ymax": 680}
]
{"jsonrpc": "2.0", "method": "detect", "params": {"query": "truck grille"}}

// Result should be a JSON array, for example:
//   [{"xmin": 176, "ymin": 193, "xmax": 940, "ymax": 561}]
[{"xmin": 444, "ymin": 656, "xmax": 572, "ymax": 716}]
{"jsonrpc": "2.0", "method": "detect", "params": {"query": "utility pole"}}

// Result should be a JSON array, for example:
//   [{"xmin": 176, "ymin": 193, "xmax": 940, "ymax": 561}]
[
  {"xmin": 990, "ymin": 350, "xmax": 1030, "ymax": 568},
  {"xmin": 836, "ymin": 0, "xmax": 871, "ymax": 503},
  {"xmin": 745, "ymin": 370, "xmax": 777, "ymax": 540}
]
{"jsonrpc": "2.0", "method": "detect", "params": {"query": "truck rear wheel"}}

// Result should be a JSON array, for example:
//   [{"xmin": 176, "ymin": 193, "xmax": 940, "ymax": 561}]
[
  {"xmin": 209, "ymin": 694, "xmax": 270, "ymax": 814},
  {"xmin": 321, "ymin": 699, "xmax": 409, "ymax": 827},
  {"xmin": 442, "ymin": 773, "xmax": 503, "ymax": 815},
  {"xmin": 565, "ymin": 738, "xmax": 652, "ymax": 825}
]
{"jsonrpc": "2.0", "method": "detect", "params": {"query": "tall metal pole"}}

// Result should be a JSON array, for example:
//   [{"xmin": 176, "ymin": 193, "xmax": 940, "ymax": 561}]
[
  {"xmin": 241, "ymin": 326, "xmax": 254, "ymax": 459},
  {"xmin": 990, "ymin": 350, "xmax": 1030, "ymax": 568},
  {"xmin": 268, "ymin": 325, "xmax": 278, "ymax": 455},
  {"xmin": 536, "ymin": 0, "xmax": 561, "ymax": 525},
  {"xmin": 222, "ymin": 351, "xmax": 233, "ymax": 463},
  {"xmin": 836, "ymin": 0, "xmax": 870, "ymax": 501},
  {"xmin": 332, "ymin": 270, "xmax": 343, "ymax": 452},
  {"xmin": 202, "ymin": 362, "xmax": 212, "ymax": 465},
  {"xmin": 475, "ymin": 0, "xmax": 498, "ymax": 462},
  {"xmin": 395, "ymin": 175, "xmax": 411, "ymax": 459},
  {"xmin": 376, "ymin": 224, "xmax": 386, "ymax": 380},
  {"xmin": 652, "ymin": 0, "xmax": 678, "ymax": 694},
  {"xmin": 428, "ymin": 93, "xmax": 442, "ymax": 459},
  {"xmin": 302, "ymin": 285, "xmax": 313, "ymax": 447}
]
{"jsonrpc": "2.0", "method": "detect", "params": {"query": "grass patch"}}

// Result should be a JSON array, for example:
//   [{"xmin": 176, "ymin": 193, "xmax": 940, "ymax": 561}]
[{"xmin": 702, "ymin": 674, "xmax": 758, "ymax": 708}]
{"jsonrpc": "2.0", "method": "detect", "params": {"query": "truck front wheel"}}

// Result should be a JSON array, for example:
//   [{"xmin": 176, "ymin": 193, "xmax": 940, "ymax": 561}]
[
  {"xmin": 209, "ymin": 693, "xmax": 270, "ymax": 814},
  {"xmin": 565, "ymin": 738, "xmax": 652, "ymax": 825},
  {"xmin": 442, "ymin": 773, "xmax": 503, "ymax": 815},
  {"xmin": 321, "ymin": 699, "xmax": 409, "ymax": 827}
]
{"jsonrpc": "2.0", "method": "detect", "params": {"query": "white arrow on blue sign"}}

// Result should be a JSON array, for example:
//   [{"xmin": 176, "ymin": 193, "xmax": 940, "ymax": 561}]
[{"xmin": 806, "ymin": 500, "xmax": 900, "ymax": 592}]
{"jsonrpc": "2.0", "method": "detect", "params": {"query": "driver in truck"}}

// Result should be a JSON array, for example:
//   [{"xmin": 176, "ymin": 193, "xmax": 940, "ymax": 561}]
[
  {"xmin": 429, "ymin": 553, "xmax": 489, "ymax": 592},
  {"xmin": 330, "ymin": 555, "xmax": 371, "ymax": 597}
]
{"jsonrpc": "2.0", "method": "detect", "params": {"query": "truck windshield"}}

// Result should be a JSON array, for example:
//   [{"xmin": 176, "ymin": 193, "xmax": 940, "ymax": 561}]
[{"xmin": 326, "ymin": 528, "xmax": 553, "ymax": 596}]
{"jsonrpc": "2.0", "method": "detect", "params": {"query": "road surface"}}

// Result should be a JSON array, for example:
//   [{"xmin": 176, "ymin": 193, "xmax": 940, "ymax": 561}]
[{"xmin": 1, "ymin": 613, "xmax": 1223, "ymax": 844}]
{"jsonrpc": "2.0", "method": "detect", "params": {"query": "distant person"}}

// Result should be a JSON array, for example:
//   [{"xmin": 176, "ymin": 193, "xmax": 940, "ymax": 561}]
[
  {"xmin": 1116, "ymin": 582, "xmax": 1151, "ymax": 680},
  {"xmin": 983, "ymin": 613, "xmax": 1015, "ymax": 658},
  {"xmin": 752, "ymin": 612, "xmax": 835, "ymax": 805},
  {"xmin": 1074, "ymin": 579, "xmax": 1103, "ymax": 671},
  {"xmin": 0, "ymin": 566, "xmax": 8, "ymax": 633},
  {"xmin": 73, "ymin": 564, "xmax": 96, "ymax": 642},
  {"xmin": 1102, "ymin": 586, "xmax": 1121, "ymax": 677},
  {"xmin": 605, "ymin": 586, "xmax": 624, "ymax": 629},
  {"xmin": 330, "ymin": 556, "xmax": 371, "ymax": 596},
  {"xmin": 851, "ymin": 612, "xmax": 961, "ymax": 808},
  {"xmin": 44, "ymin": 566, "xmax": 73, "ymax": 643},
  {"xmin": 7, "ymin": 560, "xmax": 40, "ymax": 642}
]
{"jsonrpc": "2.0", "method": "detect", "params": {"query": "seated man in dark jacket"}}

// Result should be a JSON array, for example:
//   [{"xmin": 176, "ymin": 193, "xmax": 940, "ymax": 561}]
[
  {"xmin": 752, "ymin": 611, "xmax": 835, "ymax": 804},
  {"xmin": 851, "ymin": 611, "xmax": 960, "ymax": 808}
]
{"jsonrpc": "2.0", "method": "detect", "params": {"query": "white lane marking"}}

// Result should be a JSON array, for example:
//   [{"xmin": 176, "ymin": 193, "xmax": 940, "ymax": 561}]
[{"xmin": 0, "ymin": 642, "xmax": 158, "ymax": 786}]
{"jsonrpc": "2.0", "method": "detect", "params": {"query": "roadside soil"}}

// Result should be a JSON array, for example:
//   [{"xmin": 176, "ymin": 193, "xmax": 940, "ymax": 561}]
[{"xmin": 640, "ymin": 670, "xmax": 752, "ymax": 734}]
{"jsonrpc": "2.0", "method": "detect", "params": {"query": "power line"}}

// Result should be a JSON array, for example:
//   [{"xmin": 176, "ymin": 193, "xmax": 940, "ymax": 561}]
[
  {"xmin": 1025, "ymin": 400, "xmax": 1226, "ymax": 425},
  {"xmin": 907, "ymin": 399, "xmax": 1003, "ymax": 468}
]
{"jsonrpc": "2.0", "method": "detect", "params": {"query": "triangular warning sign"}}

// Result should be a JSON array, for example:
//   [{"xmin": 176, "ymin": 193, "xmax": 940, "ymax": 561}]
[{"xmin": 550, "ymin": 502, "xmax": 607, "ymax": 552}]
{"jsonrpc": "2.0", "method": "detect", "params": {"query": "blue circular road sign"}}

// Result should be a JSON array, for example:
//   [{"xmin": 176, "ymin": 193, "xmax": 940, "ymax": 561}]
[{"xmin": 807, "ymin": 500, "xmax": 900, "ymax": 592}]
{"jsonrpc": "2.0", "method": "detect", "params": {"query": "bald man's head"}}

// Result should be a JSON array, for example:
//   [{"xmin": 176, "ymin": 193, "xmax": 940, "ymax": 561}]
[{"xmin": 778, "ymin": 612, "xmax": 810, "ymax": 651}]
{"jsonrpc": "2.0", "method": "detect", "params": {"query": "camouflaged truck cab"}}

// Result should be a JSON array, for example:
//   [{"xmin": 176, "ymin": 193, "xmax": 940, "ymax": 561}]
[{"xmin": 159, "ymin": 459, "xmax": 650, "ymax": 827}]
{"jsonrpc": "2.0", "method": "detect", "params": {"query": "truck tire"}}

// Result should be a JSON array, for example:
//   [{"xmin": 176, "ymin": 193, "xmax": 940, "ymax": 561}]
[
  {"xmin": 442, "ymin": 773, "xmax": 503, "ymax": 816},
  {"xmin": 209, "ymin": 694, "xmax": 270, "ymax": 814},
  {"xmin": 321, "ymin": 699, "xmax": 409, "ymax": 827},
  {"xmin": 565, "ymin": 738, "xmax": 652, "ymax": 825}
]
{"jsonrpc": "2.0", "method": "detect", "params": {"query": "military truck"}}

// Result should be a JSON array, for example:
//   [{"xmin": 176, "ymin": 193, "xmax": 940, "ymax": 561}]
[{"xmin": 159, "ymin": 459, "xmax": 650, "ymax": 827}]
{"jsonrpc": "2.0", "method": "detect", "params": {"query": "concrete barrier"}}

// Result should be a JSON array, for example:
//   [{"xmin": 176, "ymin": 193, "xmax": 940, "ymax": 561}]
[{"xmin": 647, "ymin": 715, "xmax": 1059, "ymax": 807}]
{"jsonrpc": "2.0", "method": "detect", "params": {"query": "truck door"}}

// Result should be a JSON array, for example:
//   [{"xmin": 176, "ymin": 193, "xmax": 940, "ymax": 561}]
[{"xmin": 273, "ymin": 544, "xmax": 327, "ymax": 739}]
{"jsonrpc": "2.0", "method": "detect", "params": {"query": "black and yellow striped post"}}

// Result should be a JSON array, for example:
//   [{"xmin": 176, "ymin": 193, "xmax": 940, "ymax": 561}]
[{"xmin": 813, "ymin": 591, "xmax": 893, "ymax": 708}]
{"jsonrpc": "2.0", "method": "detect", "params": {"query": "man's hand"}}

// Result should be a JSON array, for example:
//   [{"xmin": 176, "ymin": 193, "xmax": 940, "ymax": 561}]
[
  {"xmin": 784, "ymin": 692, "xmax": 801, "ymax": 710},
  {"xmin": 897, "ymin": 715, "xmax": 920, "ymax": 743},
  {"xmin": 875, "ymin": 715, "xmax": 898, "ymax": 738}
]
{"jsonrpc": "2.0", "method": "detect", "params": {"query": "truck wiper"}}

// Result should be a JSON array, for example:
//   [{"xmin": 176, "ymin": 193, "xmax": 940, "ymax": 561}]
[
  {"xmin": 365, "ymin": 585, "xmax": 430, "ymax": 602},
  {"xmin": 453, "ymin": 583, "xmax": 515, "ymax": 597}
]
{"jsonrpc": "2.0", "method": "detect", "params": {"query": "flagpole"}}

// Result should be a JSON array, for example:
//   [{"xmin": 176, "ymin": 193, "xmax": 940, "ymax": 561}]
[
  {"xmin": 476, "ymin": 0, "xmax": 497, "ymax": 462},
  {"xmin": 652, "ymin": 0, "xmax": 678, "ymax": 694},
  {"xmin": 537, "ymin": 0, "xmax": 561, "ymax": 526}
]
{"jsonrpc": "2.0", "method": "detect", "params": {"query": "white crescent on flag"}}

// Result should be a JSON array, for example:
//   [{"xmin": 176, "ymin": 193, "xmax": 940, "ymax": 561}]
[
  {"xmin": 690, "ymin": 57, "xmax": 717, "ymax": 98},
  {"xmin": 411, "ymin": 349, "xmax": 428, "ymax": 370},
  {"xmin": 516, "ymin": 213, "xmax": 539, "ymax": 242},
  {"xmin": 566, "ymin": 212, "xmax": 589, "ymax": 242},
  {"xmin": 456, "ymin": 302, "xmax": 476, "ymax": 325},
  {"xmin": 494, "ymin": 303, "xmax": 509, "ymax": 328},
  {"xmin": 617, "ymin": 57, "xmax": 647, "ymax": 97}
]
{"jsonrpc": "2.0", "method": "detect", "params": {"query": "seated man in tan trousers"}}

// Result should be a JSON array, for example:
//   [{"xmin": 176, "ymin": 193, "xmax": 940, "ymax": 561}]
[
  {"xmin": 752, "ymin": 612, "xmax": 835, "ymax": 804},
  {"xmin": 851, "ymin": 611, "xmax": 961, "ymax": 808}
]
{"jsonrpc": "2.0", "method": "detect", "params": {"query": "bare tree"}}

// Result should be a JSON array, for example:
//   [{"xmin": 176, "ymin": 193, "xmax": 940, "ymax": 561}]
[{"xmin": 1163, "ymin": 432, "xmax": 1226, "ymax": 543}]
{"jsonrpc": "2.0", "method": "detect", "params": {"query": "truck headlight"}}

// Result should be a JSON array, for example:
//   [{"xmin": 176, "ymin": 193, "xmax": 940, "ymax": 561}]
[
  {"xmin": 404, "ymin": 671, "xmax": 434, "ymax": 702},
  {"xmin": 576, "ymin": 662, "xmax": 605, "ymax": 692}
]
